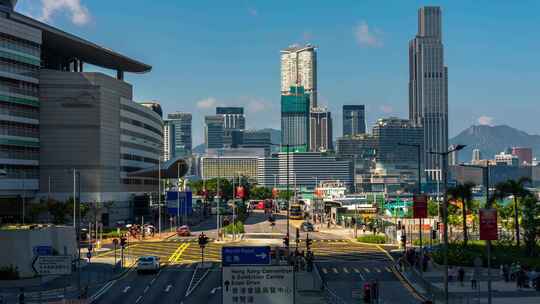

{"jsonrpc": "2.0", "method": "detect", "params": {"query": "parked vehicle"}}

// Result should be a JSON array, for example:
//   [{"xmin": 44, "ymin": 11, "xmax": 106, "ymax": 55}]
[
  {"xmin": 176, "ymin": 225, "xmax": 191, "ymax": 237},
  {"xmin": 137, "ymin": 256, "xmax": 160, "ymax": 274},
  {"xmin": 301, "ymin": 222, "xmax": 314, "ymax": 232}
]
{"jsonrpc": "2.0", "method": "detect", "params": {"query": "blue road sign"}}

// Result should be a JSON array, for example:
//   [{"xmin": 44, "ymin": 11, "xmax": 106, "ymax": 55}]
[
  {"xmin": 222, "ymin": 246, "xmax": 271, "ymax": 266},
  {"xmin": 33, "ymin": 245, "xmax": 53, "ymax": 256}
]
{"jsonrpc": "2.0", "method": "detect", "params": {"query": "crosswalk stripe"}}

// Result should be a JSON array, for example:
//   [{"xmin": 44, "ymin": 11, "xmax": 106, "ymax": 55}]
[
  {"xmin": 353, "ymin": 268, "xmax": 360, "ymax": 273},
  {"xmin": 332, "ymin": 268, "xmax": 338, "ymax": 274},
  {"xmin": 322, "ymin": 268, "xmax": 328, "ymax": 274},
  {"xmin": 386, "ymin": 267, "xmax": 392, "ymax": 272},
  {"xmin": 363, "ymin": 267, "xmax": 370, "ymax": 273},
  {"xmin": 375, "ymin": 267, "xmax": 381, "ymax": 273},
  {"xmin": 342, "ymin": 267, "xmax": 349, "ymax": 273}
]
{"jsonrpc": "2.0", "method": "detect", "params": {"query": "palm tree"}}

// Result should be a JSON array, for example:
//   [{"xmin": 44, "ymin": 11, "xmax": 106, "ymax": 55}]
[
  {"xmin": 493, "ymin": 177, "xmax": 531, "ymax": 247},
  {"xmin": 447, "ymin": 182, "xmax": 475, "ymax": 245}
]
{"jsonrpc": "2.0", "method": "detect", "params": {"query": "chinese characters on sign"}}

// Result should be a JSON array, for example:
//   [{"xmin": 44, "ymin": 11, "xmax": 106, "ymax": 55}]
[{"xmin": 479, "ymin": 208, "xmax": 498, "ymax": 241}]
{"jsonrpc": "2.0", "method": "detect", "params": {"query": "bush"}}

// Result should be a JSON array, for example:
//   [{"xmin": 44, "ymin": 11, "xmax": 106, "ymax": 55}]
[
  {"xmin": 224, "ymin": 221, "xmax": 245, "ymax": 234},
  {"xmin": 413, "ymin": 239, "xmax": 440, "ymax": 246},
  {"xmin": 0, "ymin": 265, "xmax": 19, "ymax": 280},
  {"xmin": 357, "ymin": 235, "xmax": 387, "ymax": 244}
]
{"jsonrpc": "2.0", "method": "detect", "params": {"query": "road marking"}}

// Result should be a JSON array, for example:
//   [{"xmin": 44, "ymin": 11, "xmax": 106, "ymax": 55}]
[
  {"xmin": 123, "ymin": 286, "xmax": 131, "ymax": 293},
  {"xmin": 165, "ymin": 284, "xmax": 172, "ymax": 293},
  {"xmin": 168, "ymin": 242, "xmax": 189, "ymax": 262},
  {"xmin": 322, "ymin": 268, "xmax": 328, "ymax": 274},
  {"xmin": 386, "ymin": 267, "xmax": 392, "ymax": 272},
  {"xmin": 332, "ymin": 267, "xmax": 339, "ymax": 274},
  {"xmin": 342, "ymin": 267, "xmax": 349, "ymax": 273},
  {"xmin": 353, "ymin": 268, "xmax": 360, "ymax": 273},
  {"xmin": 358, "ymin": 273, "xmax": 366, "ymax": 281},
  {"xmin": 210, "ymin": 287, "xmax": 221, "ymax": 294},
  {"xmin": 150, "ymin": 278, "xmax": 156, "ymax": 285},
  {"xmin": 363, "ymin": 267, "xmax": 370, "ymax": 273},
  {"xmin": 374, "ymin": 267, "xmax": 381, "ymax": 273},
  {"xmin": 135, "ymin": 295, "xmax": 143, "ymax": 303},
  {"xmin": 143, "ymin": 286, "xmax": 149, "ymax": 293}
]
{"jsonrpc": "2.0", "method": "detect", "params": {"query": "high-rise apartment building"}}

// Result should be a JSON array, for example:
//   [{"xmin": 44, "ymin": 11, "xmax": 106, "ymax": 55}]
[
  {"xmin": 343, "ymin": 105, "xmax": 366, "ymax": 136},
  {"xmin": 204, "ymin": 115, "xmax": 224, "ymax": 149},
  {"xmin": 281, "ymin": 86, "xmax": 310, "ymax": 152},
  {"xmin": 409, "ymin": 6, "xmax": 448, "ymax": 178},
  {"xmin": 164, "ymin": 112, "xmax": 192, "ymax": 160},
  {"xmin": 309, "ymin": 107, "xmax": 333, "ymax": 152},
  {"xmin": 280, "ymin": 44, "xmax": 317, "ymax": 108}
]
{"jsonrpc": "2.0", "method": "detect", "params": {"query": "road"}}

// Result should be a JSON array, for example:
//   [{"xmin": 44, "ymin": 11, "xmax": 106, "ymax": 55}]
[{"xmin": 90, "ymin": 210, "xmax": 421, "ymax": 304}]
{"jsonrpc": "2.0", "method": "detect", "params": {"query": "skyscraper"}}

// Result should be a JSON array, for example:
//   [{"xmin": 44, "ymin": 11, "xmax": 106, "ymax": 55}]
[
  {"xmin": 343, "ymin": 105, "xmax": 366, "ymax": 136},
  {"xmin": 409, "ymin": 6, "xmax": 448, "ymax": 178},
  {"xmin": 204, "ymin": 115, "xmax": 224, "ymax": 149},
  {"xmin": 165, "ymin": 112, "xmax": 192, "ymax": 160},
  {"xmin": 281, "ymin": 86, "xmax": 310, "ymax": 152},
  {"xmin": 216, "ymin": 107, "xmax": 245, "ymax": 148},
  {"xmin": 309, "ymin": 107, "xmax": 333, "ymax": 152},
  {"xmin": 280, "ymin": 44, "xmax": 317, "ymax": 108}
]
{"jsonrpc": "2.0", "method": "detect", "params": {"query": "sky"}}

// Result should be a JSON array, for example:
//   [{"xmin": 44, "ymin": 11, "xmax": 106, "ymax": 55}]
[{"xmin": 17, "ymin": 0, "xmax": 540, "ymax": 146}]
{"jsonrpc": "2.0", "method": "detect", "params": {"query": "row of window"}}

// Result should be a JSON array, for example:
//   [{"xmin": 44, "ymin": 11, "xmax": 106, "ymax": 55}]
[
  {"xmin": 121, "ymin": 153, "xmax": 159, "ymax": 164},
  {"xmin": 121, "ymin": 117, "xmax": 162, "ymax": 137},
  {"xmin": 0, "ymin": 77, "xmax": 39, "ymax": 97},
  {"xmin": 0, "ymin": 120, "xmax": 39, "ymax": 138},
  {"xmin": 0, "ymin": 58, "xmax": 39, "ymax": 78},
  {"xmin": 121, "ymin": 141, "xmax": 161, "ymax": 155},
  {"xmin": 0, "ymin": 165, "xmax": 39, "ymax": 178},
  {"xmin": 0, "ymin": 102, "xmax": 39, "ymax": 119},
  {"xmin": 122, "ymin": 178, "xmax": 159, "ymax": 185},
  {"xmin": 121, "ymin": 104, "xmax": 162, "ymax": 127},
  {"xmin": 0, "ymin": 145, "xmax": 39, "ymax": 160},
  {"xmin": 121, "ymin": 129, "xmax": 162, "ymax": 145},
  {"xmin": 0, "ymin": 33, "xmax": 40, "ymax": 58}
]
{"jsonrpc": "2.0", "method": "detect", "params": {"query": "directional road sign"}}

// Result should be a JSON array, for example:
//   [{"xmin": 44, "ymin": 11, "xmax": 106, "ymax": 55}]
[
  {"xmin": 222, "ymin": 246, "xmax": 271, "ymax": 266},
  {"xmin": 33, "ymin": 245, "xmax": 53, "ymax": 256},
  {"xmin": 32, "ymin": 255, "xmax": 72, "ymax": 275}
]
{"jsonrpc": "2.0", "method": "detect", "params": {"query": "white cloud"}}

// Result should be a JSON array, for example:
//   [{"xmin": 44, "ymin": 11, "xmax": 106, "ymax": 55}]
[
  {"xmin": 39, "ymin": 0, "xmax": 91, "ymax": 26},
  {"xmin": 380, "ymin": 105, "xmax": 393, "ymax": 114},
  {"xmin": 248, "ymin": 8, "xmax": 258, "ymax": 17},
  {"xmin": 354, "ymin": 21, "xmax": 383, "ymax": 48},
  {"xmin": 247, "ymin": 99, "xmax": 270, "ymax": 113},
  {"xmin": 196, "ymin": 97, "xmax": 219, "ymax": 109},
  {"xmin": 477, "ymin": 115, "xmax": 494, "ymax": 126}
]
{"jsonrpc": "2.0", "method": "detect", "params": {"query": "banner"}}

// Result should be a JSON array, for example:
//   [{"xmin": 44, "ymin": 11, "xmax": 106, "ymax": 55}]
[
  {"xmin": 479, "ymin": 208, "xmax": 498, "ymax": 240},
  {"xmin": 413, "ymin": 194, "xmax": 428, "ymax": 218}
]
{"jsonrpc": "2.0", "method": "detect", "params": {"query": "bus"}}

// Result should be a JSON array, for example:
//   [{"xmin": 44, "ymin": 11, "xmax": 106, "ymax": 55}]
[{"xmin": 289, "ymin": 204, "xmax": 303, "ymax": 220}]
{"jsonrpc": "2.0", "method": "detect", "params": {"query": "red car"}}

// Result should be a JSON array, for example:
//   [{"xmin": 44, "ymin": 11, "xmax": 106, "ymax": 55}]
[
  {"xmin": 256, "ymin": 201, "xmax": 265, "ymax": 210},
  {"xmin": 176, "ymin": 225, "xmax": 191, "ymax": 237}
]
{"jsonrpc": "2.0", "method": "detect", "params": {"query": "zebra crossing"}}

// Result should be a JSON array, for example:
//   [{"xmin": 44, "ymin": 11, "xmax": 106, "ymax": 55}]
[
  {"xmin": 319, "ymin": 265, "xmax": 393, "ymax": 275},
  {"xmin": 307, "ymin": 240, "xmax": 390, "ymax": 262}
]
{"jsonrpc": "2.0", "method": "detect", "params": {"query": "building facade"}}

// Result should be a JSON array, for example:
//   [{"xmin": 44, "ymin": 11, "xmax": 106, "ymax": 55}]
[
  {"xmin": 241, "ymin": 130, "xmax": 271, "ymax": 156},
  {"xmin": 280, "ymin": 44, "xmax": 317, "ymax": 108},
  {"xmin": 281, "ymin": 86, "xmax": 310, "ymax": 152},
  {"xmin": 257, "ymin": 156, "xmax": 279, "ymax": 187},
  {"xmin": 200, "ymin": 156, "xmax": 258, "ymax": 181},
  {"xmin": 204, "ymin": 115, "xmax": 224, "ymax": 150},
  {"xmin": 409, "ymin": 6, "xmax": 448, "ymax": 178},
  {"xmin": 342, "ymin": 105, "xmax": 366, "ymax": 137},
  {"xmin": 511, "ymin": 147, "xmax": 532, "ymax": 165},
  {"xmin": 165, "ymin": 112, "xmax": 192, "ymax": 160},
  {"xmin": 216, "ymin": 107, "xmax": 245, "ymax": 148},
  {"xmin": 309, "ymin": 107, "xmax": 332, "ymax": 152}
]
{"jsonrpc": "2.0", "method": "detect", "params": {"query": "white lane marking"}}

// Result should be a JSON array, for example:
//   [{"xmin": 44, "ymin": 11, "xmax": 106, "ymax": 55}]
[
  {"xmin": 332, "ymin": 268, "xmax": 339, "ymax": 274},
  {"xmin": 143, "ymin": 286, "xmax": 149, "ymax": 293},
  {"xmin": 343, "ymin": 267, "xmax": 349, "ymax": 273},
  {"xmin": 322, "ymin": 268, "xmax": 328, "ymax": 274},
  {"xmin": 386, "ymin": 266, "xmax": 392, "ymax": 272},
  {"xmin": 359, "ymin": 273, "xmax": 366, "ymax": 281},
  {"xmin": 363, "ymin": 267, "xmax": 370, "ymax": 273},
  {"xmin": 165, "ymin": 284, "xmax": 172, "ymax": 293},
  {"xmin": 123, "ymin": 286, "xmax": 131, "ymax": 293},
  {"xmin": 90, "ymin": 280, "xmax": 115, "ymax": 301},
  {"xmin": 135, "ymin": 295, "xmax": 143, "ymax": 303},
  {"xmin": 210, "ymin": 287, "xmax": 221, "ymax": 294},
  {"xmin": 375, "ymin": 267, "xmax": 381, "ymax": 273},
  {"xmin": 150, "ymin": 278, "xmax": 156, "ymax": 285},
  {"xmin": 353, "ymin": 268, "xmax": 360, "ymax": 273}
]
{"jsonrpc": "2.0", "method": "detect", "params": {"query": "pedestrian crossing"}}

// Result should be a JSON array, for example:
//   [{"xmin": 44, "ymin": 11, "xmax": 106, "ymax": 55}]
[
  {"xmin": 319, "ymin": 265, "xmax": 393, "ymax": 275},
  {"xmin": 307, "ymin": 241, "xmax": 389, "ymax": 262}
]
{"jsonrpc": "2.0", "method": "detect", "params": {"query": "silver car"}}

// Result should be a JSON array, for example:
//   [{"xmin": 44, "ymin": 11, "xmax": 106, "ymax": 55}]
[{"xmin": 137, "ymin": 256, "xmax": 160, "ymax": 274}]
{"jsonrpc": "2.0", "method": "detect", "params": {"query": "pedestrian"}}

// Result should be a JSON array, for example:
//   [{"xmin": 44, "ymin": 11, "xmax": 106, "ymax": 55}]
[
  {"xmin": 471, "ymin": 268, "xmax": 479, "ymax": 290},
  {"xmin": 18, "ymin": 288, "xmax": 24, "ymax": 304},
  {"xmin": 503, "ymin": 264, "xmax": 509, "ymax": 282},
  {"xmin": 458, "ymin": 267, "xmax": 465, "ymax": 286},
  {"xmin": 510, "ymin": 262, "xmax": 517, "ymax": 281}
]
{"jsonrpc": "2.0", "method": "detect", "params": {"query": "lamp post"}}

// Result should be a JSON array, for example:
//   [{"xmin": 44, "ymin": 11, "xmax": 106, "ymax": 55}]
[
  {"xmin": 428, "ymin": 144, "xmax": 466, "ymax": 304},
  {"xmin": 269, "ymin": 143, "xmax": 292, "ymax": 241},
  {"xmin": 177, "ymin": 162, "xmax": 180, "ymax": 228},
  {"xmin": 460, "ymin": 163, "xmax": 492, "ymax": 304},
  {"xmin": 158, "ymin": 157, "xmax": 162, "ymax": 235}
]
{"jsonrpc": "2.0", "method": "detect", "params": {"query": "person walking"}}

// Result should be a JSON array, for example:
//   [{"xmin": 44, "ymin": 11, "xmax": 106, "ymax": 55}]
[
  {"xmin": 458, "ymin": 267, "xmax": 465, "ymax": 286},
  {"xmin": 471, "ymin": 268, "xmax": 479, "ymax": 290}
]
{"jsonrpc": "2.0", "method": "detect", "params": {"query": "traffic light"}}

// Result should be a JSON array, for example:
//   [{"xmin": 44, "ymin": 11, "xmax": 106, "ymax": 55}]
[
  {"xmin": 296, "ymin": 228, "xmax": 300, "ymax": 241},
  {"xmin": 305, "ymin": 236, "xmax": 312, "ymax": 250},
  {"xmin": 432, "ymin": 230, "xmax": 437, "ymax": 240},
  {"xmin": 401, "ymin": 233, "xmax": 407, "ymax": 248},
  {"xmin": 120, "ymin": 236, "xmax": 127, "ymax": 248},
  {"xmin": 198, "ymin": 233, "xmax": 209, "ymax": 247},
  {"xmin": 283, "ymin": 235, "xmax": 289, "ymax": 248}
]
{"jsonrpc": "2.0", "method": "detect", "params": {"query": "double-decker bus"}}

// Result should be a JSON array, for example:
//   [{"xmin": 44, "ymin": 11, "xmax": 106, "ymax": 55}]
[{"xmin": 289, "ymin": 204, "xmax": 303, "ymax": 220}]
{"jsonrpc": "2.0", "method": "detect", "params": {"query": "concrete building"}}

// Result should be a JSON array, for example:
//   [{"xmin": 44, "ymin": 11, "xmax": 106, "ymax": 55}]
[
  {"xmin": 495, "ymin": 152, "xmax": 519, "ymax": 166},
  {"xmin": 257, "ymin": 156, "xmax": 279, "ymax": 188},
  {"xmin": 280, "ymin": 44, "xmax": 317, "ymax": 108},
  {"xmin": 309, "ymin": 107, "xmax": 333, "ymax": 152},
  {"xmin": 216, "ymin": 107, "xmax": 245, "ymax": 148},
  {"xmin": 511, "ymin": 147, "xmax": 533, "ymax": 165},
  {"xmin": 409, "ymin": 6, "xmax": 448, "ymax": 178},
  {"xmin": 204, "ymin": 115, "xmax": 224, "ymax": 150},
  {"xmin": 241, "ymin": 130, "xmax": 272, "ymax": 156},
  {"xmin": 139, "ymin": 101, "xmax": 163, "ymax": 118},
  {"xmin": 164, "ymin": 112, "xmax": 192, "ymax": 160},
  {"xmin": 0, "ymin": 1, "xmax": 155, "ymax": 222},
  {"xmin": 200, "ymin": 156, "xmax": 259, "ymax": 181},
  {"xmin": 342, "ymin": 105, "xmax": 366, "ymax": 136},
  {"xmin": 281, "ymin": 86, "xmax": 310, "ymax": 152},
  {"xmin": 448, "ymin": 144, "xmax": 458, "ymax": 166}
]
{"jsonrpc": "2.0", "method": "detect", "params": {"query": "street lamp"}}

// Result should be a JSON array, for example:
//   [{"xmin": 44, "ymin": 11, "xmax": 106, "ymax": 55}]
[
  {"xmin": 460, "ymin": 163, "xmax": 492, "ymax": 304},
  {"xmin": 428, "ymin": 144, "xmax": 466, "ymax": 304},
  {"xmin": 269, "ymin": 143, "xmax": 293, "ymax": 241}
]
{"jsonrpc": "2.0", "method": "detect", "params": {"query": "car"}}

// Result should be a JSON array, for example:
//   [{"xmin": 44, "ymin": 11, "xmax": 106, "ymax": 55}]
[
  {"xmin": 137, "ymin": 256, "xmax": 160, "ymax": 274},
  {"xmin": 301, "ymin": 222, "xmax": 314, "ymax": 232},
  {"xmin": 177, "ymin": 225, "xmax": 191, "ymax": 237}
]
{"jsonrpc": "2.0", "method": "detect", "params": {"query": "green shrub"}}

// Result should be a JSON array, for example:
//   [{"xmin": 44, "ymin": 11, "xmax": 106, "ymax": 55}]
[
  {"xmin": 357, "ymin": 235, "xmax": 386, "ymax": 244},
  {"xmin": 224, "ymin": 221, "xmax": 245, "ymax": 234},
  {"xmin": 0, "ymin": 265, "xmax": 19, "ymax": 280}
]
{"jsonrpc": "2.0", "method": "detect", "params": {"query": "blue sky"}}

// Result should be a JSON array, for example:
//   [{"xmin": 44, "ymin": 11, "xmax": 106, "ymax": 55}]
[{"xmin": 18, "ymin": 0, "xmax": 540, "ymax": 145}]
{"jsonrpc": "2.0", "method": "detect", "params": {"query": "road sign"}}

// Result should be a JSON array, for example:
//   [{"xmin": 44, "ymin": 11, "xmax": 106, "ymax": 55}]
[
  {"xmin": 413, "ymin": 194, "xmax": 428, "ymax": 218},
  {"xmin": 32, "ymin": 245, "xmax": 53, "ymax": 256},
  {"xmin": 32, "ymin": 255, "xmax": 72, "ymax": 275},
  {"xmin": 222, "ymin": 246, "xmax": 271, "ymax": 266},
  {"xmin": 222, "ymin": 265, "xmax": 293, "ymax": 304},
  {"xmin": 479, "ymin": 208, "xmax": 498, "ymax": 240}
]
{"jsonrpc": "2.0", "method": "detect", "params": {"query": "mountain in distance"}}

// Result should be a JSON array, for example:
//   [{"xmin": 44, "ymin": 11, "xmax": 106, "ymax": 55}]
[{"xmin": 450, "ymin": 125, "xmax": 540, "ymax": 162}]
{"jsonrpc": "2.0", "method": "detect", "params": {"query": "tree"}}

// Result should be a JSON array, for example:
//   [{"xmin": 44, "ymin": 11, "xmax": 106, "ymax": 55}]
[
  {"xmin": 249, "ymin": 187, "xmax": 272, "ymax": 200},
  {"xmin": 428, "ymin": 199, "xmax": 439, "ymax": 217},
  {"xmin": 447, "ymin": 182, "xmax": 474, "ymax": 245},
  {"xmin": 494, "ymin": 177, "xmax": 531, "ymax": 247},
  {"xmin": 521, "ymin": 194, "xmax": 539, "ymax": 256}
]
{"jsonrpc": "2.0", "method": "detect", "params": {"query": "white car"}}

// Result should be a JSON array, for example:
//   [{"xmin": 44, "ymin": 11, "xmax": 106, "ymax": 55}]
[{"xmin": 137, "ymin": 256, "xmax": 160, "ymax": 274}]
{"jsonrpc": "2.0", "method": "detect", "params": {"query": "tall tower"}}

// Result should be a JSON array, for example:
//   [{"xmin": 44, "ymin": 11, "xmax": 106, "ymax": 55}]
[
  {"xmin": 216, "ymin": 107, "xmax": 245, "ymax": 148},
  {"xmin": 409, "ymin": 6, "xmax": 448, "ymax": 178},
  {"xmin": 310, "ymin": 107, "xmax": 333, "ymax": 152},
  {"xmin": 204, "ymin": 115, "xmax": 224, "ymax": 150},
  {"xmin": 166, "ymin": 112, "xmax": 192, "ymax": 159},
  {"xmin": 281, "ymin": 86, "xmax": 310, "ymax": 152},
  {"xmin": 280, "ymin": 44, "xmax": 317, "ymax": 108}
]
